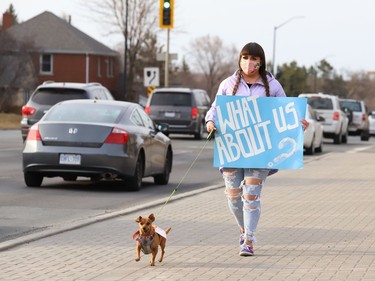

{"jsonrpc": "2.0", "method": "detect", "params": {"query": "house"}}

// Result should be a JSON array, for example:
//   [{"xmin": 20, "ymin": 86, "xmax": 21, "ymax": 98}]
[{"xmin": 0, "ymin": 11, "xmax": 121, "ymax": 111}]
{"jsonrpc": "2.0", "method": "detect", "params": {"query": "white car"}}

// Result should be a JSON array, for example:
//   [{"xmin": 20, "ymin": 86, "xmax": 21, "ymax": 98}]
[
  {"xmin": 304, "ymin": 105, "xmax": 324, "ymax": 155},
  {"xmin": 369, "ymin": 111, "xmax": 375, "ymax": 136},
  {"xmin": 339, "ymin": 98, "xmax": 370, "ymax": 141},
  {"xmin": 299, "ymin": 93, "xmax": 349, "ymax": 144}
]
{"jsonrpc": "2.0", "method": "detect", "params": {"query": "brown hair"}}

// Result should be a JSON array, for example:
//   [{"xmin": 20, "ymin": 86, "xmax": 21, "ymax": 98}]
[{"xmin": 232, "ymin": 42, "xmax": 270, "ymax": 97}]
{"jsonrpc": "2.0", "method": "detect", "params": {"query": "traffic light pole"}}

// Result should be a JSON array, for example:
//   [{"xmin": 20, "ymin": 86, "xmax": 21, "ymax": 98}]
[{"xmin": 164, "ymin": 28, "xmax": 170, "ymax": 87}]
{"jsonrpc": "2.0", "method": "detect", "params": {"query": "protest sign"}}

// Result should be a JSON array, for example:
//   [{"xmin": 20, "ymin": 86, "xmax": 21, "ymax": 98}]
[{"xmin": 213, "ymin": 96, "xmax": 307, "ymax": 169}]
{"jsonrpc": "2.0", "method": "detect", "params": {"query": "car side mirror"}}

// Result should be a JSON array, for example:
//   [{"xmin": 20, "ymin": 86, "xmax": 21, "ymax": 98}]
[
  {"xmin": 342, "ymin": 107, "xmax": 353, "ymax": 124},
  {"xmin": 156, "ymin": 123, "xmax": 169, "ymax": 133},
  {"xmin": 317, "ymin": 115, "xmax": 325, "ymax": 122}
]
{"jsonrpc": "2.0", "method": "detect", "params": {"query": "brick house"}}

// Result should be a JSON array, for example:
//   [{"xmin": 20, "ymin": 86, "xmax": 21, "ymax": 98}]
[{"xmin": 0, "ymin": 11, "xmax": 121, "ymax": 111}]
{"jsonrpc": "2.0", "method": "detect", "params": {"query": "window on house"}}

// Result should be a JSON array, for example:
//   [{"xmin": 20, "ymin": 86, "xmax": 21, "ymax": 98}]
[
  {"xmin": 97, "ymin": 57, "xmax": 101, "ymax": 77},
  {"xmin": 40, "ymin": 54, "xmax": 53, "ymax": 75},
  {"xmin": 106, "ymin": 58, "xmax": 114, "ymax": 77}
]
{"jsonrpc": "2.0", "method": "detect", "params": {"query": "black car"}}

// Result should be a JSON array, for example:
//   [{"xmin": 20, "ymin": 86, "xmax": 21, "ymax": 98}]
[
  {"xmin": 145, "ymin": 87, "xmax": 211, "ymax": 139},
  {"xmin": 22, "ymin": 99, "xmax": 172, "ymax": 191},
  {"xmin": 20, "ymin": 82, "xmax": 114, "ymax": 141}
]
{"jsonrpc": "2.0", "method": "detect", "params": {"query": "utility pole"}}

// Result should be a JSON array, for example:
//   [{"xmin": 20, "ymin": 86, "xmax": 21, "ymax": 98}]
[
  {"xmin": 124, "ymin": 0, "xmax": 128, "ymax": 100},
  {"xmin": 159, "ymin": 0, "xmax": 174, "ymax": 87},
  {"xmin": 272, "ymin": 16, "xmax": 304, "ymax": 76}
]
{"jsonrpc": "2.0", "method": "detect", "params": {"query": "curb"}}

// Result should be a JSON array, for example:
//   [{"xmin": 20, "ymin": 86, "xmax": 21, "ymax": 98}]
[{"xmin": 0, "ymin": 183, "xmax": 223, "ymax": 252}]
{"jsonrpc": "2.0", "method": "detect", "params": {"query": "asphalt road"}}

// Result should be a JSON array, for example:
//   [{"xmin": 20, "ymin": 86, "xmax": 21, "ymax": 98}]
[
  {"xmin": 0, "ymin": 129, "xmax": 373, "ymax": 243},
  {"xmin": 0, "ymin": 130, "xmax": 222, "ymax": 242}
]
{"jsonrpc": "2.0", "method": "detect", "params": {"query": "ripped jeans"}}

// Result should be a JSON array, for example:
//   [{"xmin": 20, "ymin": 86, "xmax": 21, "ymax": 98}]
[{"xmin": 222, "ymin": 168, "xmax": 269, "ymax": 244}]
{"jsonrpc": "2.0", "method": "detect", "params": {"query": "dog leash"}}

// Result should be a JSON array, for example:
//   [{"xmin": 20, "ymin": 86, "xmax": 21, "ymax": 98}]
[{"xmin": 156, "ymin": 128, "xmax": 216, "ymax": 216}]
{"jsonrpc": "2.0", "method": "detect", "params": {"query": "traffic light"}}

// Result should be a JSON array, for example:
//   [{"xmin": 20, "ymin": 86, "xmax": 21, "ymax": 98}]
[{"xmin": 160, "ymin": 0, "xmax": 174, "ymax": 29}]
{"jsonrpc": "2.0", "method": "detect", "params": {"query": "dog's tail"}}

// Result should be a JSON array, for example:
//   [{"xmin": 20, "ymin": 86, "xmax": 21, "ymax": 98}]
[{"xmin": 165, "ymin": 227, "xmax": 172, "ymax": 235}]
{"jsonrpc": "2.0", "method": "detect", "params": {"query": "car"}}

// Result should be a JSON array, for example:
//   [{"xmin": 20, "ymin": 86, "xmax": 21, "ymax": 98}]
[
  {"xmin": 22, "ymin": 99, "xmax": 173, "ymax": 191},
  {"xmin": 369, "ymin": 111, "xmax": 375, "ymax": 136},
  {"xmin": 145, "ymin": 87, "xmax": 211, "ymax": 140},
  {"xmin": 20, "ymin": 81, "xmax": 115, "ymax": 141},
  {"xmin": 339, "ymin": 98, "xmax": 370, "ymax": 141},
  {"xmin": 298, "ymin": 93, "xmax": 349, "ymax": 144},
  {"xmin": 304, "ymin": 104, "xmax": 324, "ymax": 155}
]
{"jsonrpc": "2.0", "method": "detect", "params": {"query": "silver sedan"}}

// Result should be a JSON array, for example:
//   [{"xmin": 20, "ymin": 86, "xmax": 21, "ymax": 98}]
[{"xmin": 22, "ymin": 99, "xmax": 173, "ymax": 191}]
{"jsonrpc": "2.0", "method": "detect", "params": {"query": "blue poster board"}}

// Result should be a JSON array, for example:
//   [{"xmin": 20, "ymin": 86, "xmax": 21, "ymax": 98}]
[{"xmin": 213, "ymin": 96, "xmax": 307, "ymax": 169}]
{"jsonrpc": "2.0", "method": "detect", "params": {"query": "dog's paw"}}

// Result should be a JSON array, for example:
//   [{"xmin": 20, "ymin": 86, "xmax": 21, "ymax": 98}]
[{"xmin": 135, "ymin": 258, "xmax": 140, "ymax": 262}]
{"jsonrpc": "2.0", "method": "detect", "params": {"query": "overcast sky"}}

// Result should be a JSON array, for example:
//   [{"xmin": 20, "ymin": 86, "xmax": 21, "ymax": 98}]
[{"xmin": 1, "ymin": 0, "xmax": 374, "ymax": 74}]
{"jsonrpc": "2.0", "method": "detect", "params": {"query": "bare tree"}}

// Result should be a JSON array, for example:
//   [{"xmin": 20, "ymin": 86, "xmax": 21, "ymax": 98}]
[
  {"xmin": 0, "ymin": 27, "xmax": 36, "ymax": 112},
  {"xmin": 346, "ymin": 71, "xmax": 375, "ymax": 108},
  {"xmin": 85, "ymin": 0, "xmax": 159, "ymax": 102},
  {"xmin": 187, "ymin": 35, "xmax": 237, "ymax": 100}
]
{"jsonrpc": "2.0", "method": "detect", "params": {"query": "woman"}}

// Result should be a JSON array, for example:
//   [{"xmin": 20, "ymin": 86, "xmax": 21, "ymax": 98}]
[{"xmin": 205, "ymin": 42, "xmax": 308, "ymax": 256}]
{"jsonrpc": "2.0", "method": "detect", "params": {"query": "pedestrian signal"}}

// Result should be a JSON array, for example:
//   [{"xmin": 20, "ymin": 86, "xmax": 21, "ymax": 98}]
[{"xmin": 160, "ymin": 0, "xmax": 174, "ymax": 29}]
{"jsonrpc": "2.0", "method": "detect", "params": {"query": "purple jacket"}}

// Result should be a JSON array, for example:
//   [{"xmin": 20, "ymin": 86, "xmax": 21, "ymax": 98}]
[{"xmin": 205, "ymin": 70, "xmax": 286, "ymax": 124}]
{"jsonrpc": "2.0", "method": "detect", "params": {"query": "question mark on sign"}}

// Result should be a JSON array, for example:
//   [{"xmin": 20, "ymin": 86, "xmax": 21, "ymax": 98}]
[{"xmin": 268, "ymin": 137, "xmax": 297, "ymax": 167}]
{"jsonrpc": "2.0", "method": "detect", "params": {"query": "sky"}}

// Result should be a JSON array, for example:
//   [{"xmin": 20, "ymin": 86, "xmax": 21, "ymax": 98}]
[{"xmin": 1, "ymin": 0, "xmax": 375, "ymax": 75}]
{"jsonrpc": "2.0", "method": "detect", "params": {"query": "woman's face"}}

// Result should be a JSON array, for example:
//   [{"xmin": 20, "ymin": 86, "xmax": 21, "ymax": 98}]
[{"xmin": 240, "ymin": 55, "xmax": 262, "ymax": 76}]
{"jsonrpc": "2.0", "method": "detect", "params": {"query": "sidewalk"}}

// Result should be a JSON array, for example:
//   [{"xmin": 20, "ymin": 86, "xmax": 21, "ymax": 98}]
[{"xmin": 0, "ymin": 148, "xmax": 375, "ymax": 281}]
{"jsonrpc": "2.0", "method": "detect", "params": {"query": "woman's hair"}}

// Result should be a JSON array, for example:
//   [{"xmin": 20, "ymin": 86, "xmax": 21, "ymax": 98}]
[{"xmin": 232, "ymin": 42, "xmax": 270, "ymax": 97}]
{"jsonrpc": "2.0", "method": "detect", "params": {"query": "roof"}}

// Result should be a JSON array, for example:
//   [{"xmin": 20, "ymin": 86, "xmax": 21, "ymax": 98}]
[{"xmin": 6, "ymin": 11, "xmax": 118, "ymax": 57}]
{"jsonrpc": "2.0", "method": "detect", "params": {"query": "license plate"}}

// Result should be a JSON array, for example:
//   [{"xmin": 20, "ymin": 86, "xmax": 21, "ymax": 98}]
[
  {"xmin": 165, "ymin": 111, "xmax": 175, "ymax": 118},
  {"xmin": 59, "ymin": 154, "xmax": 81, "ymax": 165}
]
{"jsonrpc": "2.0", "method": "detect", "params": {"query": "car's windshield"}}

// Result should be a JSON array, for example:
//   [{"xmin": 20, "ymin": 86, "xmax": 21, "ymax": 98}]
[
  {"xmin": 32, "ymin": 88, "xmax": 87, "ymax": 105},
  {"xmin": 339, "ymin": 100, "xmax": 362, "ymax": 112},
  {"xmin": 151, "ymin": 92, "xmax": 192, "ymax": 106},
  {"xmin": 307, "ymin": 97, "xmax": 333, "ymax": 110}
]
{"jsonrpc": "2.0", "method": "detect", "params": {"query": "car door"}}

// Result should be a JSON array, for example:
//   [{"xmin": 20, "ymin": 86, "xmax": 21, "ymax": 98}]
[
  {"xmin": 130, "ymin": 108, "xmax": 153, "ymax": 176},
  {"xmin": 137, "ymin": 108, "xmax": 167, "ymax": 175}
]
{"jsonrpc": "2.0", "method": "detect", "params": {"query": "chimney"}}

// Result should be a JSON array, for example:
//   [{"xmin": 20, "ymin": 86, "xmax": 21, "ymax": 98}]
[{"xmin": 2, "ymin": 11, "xmax": 12, "ymax": 32}]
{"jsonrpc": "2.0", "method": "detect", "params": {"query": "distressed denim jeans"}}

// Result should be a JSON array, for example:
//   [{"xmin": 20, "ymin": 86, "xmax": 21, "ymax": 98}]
[{"xmin": 222, "ymin": 168, "xmax": 269, "ymax": 243}]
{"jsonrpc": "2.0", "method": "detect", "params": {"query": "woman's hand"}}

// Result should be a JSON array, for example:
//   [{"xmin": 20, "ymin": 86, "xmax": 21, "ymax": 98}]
[
  {"xmin": 206, "ymin": 121, "xmax": 216, "ymax": 133},
  {"xmin": 301, "ymin": 118, "xmax": 309, "ymax": 131}
]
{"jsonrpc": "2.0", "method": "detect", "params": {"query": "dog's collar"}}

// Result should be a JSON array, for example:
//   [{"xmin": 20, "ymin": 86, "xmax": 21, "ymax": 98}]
[{"xmin": 132, "ymin": 227, "xmax": 155, "ymax": 240}]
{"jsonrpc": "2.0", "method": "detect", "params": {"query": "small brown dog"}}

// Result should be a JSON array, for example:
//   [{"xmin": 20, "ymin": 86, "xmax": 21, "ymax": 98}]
[{"xmin": 132, "ymin": 213, "xmax": 171, "ymax": 266}]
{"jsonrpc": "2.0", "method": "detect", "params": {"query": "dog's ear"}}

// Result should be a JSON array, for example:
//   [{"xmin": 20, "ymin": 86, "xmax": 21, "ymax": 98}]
[
  {"xmin": 148, "ymin": 213, "xmax": 155, "ymax": 222},
  {"xmin": 135, "ymin": 216, "xmax": 142, "ymax": 223}
]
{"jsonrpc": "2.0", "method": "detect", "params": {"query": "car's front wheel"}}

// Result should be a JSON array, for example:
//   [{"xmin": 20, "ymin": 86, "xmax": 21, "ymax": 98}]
[
  {"xmin": 127, "ymin": 154, "xmax": 144, "ymax": 191},
  {"xmin": 333, "ymin": 131, "xmax": 342, "ymax": 144},
  {"xmin": 360, "ymin": 130, "xmax": 370, "ymax": 141},
  {"xmin": 341, "ymin": 129, "xmax": 348, "ymax": 143},
  {"xmin": 315, "ymin": 138, "xmax": 323, "ymax": 153},
  {"xmin": 305, "ymin": 137, "xmax": 315, "ymax": 155},
  {"xmin": 24, "ymin": 172, "xmax": 43, "ymax": 187},
  {"xmin": 154, "ymin": 149, "xmax": 172, "ymax": 185},
  {"xmin": 194, "ymin": 123, "xmax": 204, "ymax": 140}
]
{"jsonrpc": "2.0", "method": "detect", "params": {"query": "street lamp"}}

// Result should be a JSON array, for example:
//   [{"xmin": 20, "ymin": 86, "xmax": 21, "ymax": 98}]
[{"xmin": 272, "ymin": 16, "xmax": 305, "ymax": 76}]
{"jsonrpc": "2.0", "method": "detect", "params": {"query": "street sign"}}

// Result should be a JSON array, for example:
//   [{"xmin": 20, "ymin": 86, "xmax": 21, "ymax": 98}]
[
  {"xmin": 156, "ymin": 53, "xmax": 178, "ymax": 61},
  {"xmin": 143, "ymin": 67, "xmax": 160, "ymax": 87}
]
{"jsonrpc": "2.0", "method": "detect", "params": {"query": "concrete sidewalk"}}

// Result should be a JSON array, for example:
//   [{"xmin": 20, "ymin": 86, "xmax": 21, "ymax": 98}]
[{"xmin": 0, "ymin": 148, "xmax": 375, "ymax": 281}]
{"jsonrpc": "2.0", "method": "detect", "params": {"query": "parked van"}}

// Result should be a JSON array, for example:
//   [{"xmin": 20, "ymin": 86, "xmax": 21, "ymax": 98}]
[
  {"xmin": 339, "ymin": 98, "xmax": 370, "ymax": 141},
  {"xmin": 145, "ymin": 88, "xmax": 211, "ymax": 139}
]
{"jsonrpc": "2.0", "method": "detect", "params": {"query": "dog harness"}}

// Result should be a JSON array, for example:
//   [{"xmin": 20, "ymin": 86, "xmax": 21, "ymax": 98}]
[
  {"xmin": 133, "ymin": 226, "xmax": 167, "ymax": 255},
  {"xmin": 136, "ymin": 232, "xmax": 155, "ymax": 254}
]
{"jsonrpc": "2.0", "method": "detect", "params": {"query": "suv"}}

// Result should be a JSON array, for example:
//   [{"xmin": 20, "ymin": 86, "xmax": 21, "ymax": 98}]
[
  {"xmin": 339, "ymin": 98, "xmax": 370, "ymax": 141},
  {"xmin": 298, "ymin": 93, "xmax": 349, "ymax": 144},
  {"xmin": 145, "ymin": 87, "xmax": 211, "ymax": 139},
  {"xmin": 20, "ymin": 82, "xmax": 114, "ymax": 141}
]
